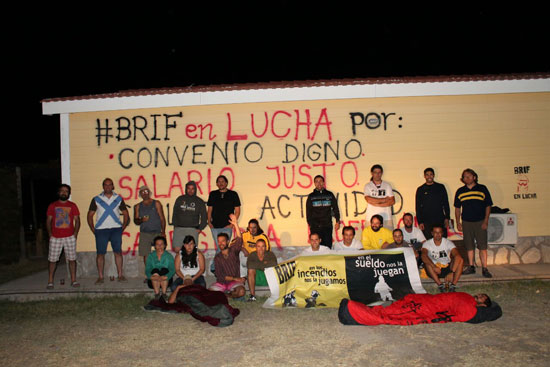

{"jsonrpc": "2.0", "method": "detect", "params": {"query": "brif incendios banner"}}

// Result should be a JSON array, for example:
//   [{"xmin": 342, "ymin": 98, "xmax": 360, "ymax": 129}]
[{"xmin": 264, "ymin": 248, "xmax": 425, "ymax": 308}]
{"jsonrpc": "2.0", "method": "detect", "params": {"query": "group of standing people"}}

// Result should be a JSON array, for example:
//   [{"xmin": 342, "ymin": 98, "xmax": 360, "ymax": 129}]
[
  {"xmin": 45, "ymin": 165, "xmax": 494, "ymax": 297},
  {"xmin": 303, "ymin": 165, "xmax": 494, "ymax": 292}
]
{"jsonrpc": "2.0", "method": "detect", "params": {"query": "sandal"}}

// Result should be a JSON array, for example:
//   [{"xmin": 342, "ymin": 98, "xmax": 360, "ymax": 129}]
[
  {"xmin": 118, "ymin": 276, "xmax": 128, "ymax": 282},
  {"xmin": 71, "ymin": 281, "xmax": 80, "ymax": 288},
  {"xmin": 95, "ymin": 278, "xmax": 104, "ymax": 285},
  {"xmin": 46, "ymin": 283, "xmax": 54, "ymax": 290}
]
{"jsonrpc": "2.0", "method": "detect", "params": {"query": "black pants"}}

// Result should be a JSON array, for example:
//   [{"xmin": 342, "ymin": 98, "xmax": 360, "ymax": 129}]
[{"xmin": 147, "ymin": 268, "xmax": 173, "ymax": 289}]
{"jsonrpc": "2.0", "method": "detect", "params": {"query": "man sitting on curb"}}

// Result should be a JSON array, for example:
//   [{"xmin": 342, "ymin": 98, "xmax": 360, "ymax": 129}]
[
  {"xmin": 246, "ymin": 238, "xmax": 277, "ymax": 302},
  {"xmin": 300, "ymin": 232, "xmax": 332, "ymax": 256},
  {"xmin": 421, "ymin": 224, "xmax": 464, "ymax": 292},
  {"xmin": 361, "ymin": 215, "xmax": 393, "ymax": 250},
  {"xmin": 208, "ymin": 214, "xmax": 246, "ymax": 299},
  {"xmin": 383, "ymin": 229, "xmax": 419, "ymax": 258},
  {"xmin": 333, "ymin": 226, "xmax": 364, "ymax": 252}
]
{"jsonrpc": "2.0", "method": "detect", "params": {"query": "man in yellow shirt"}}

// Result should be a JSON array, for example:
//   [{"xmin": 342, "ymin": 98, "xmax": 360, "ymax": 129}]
[
  {"xmin": 240, "ymin": 219, "xmax": 270, "ymax": 277},
  {"xmin": 361, "ymin": 215, "xmax": 393, "ymax": 250}
]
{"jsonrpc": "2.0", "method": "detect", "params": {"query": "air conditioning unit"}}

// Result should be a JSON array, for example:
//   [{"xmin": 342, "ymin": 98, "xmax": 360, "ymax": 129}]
[{"xmin": 488, "ymin": 213, "xmax": 518, "ymax": 245}]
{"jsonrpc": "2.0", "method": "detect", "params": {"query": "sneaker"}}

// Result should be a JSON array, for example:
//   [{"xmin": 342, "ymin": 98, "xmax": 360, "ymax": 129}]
[
  {"xmin": 248, "ymin": 295, "xmax": 257, "ymax": 302},
  {"xmin": 482, "ymin": 267, "xmax": 493, "ymax": 278},
  {"xmin": 448, "ymin": 284, "xmax": 456, "ymax": 292},
  {"xmin": 463, "ymin": 266, "xmax": 476, "ymax": 275},
  {"xmin": 438, "ymin": 284, "xmax": 446, "ymax": 293},
  {"xmin": 46, "ymin": 283, "xmax": 54, "ymax": 290}
]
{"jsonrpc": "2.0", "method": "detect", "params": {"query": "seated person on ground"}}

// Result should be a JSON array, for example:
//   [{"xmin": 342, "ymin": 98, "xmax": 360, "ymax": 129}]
[
  {"xmin": 171, "ymin": 235, "xmax": 206, "ymax": 291},
  {"xmin": 239, "ymin": 218, "xmax": 270, "ymax": 277},
  {"xmin": 300, "ymin": 232, "xmax": 332, "ymax": 256},
  {"xmin": 333, "ymin": 226, "xmax": 363, "ymax": 252},
  {"xmin": 400, "ymin": 213, "xmax": 426, "ymax": 251},
  {"xmin": 361, "ymin": 215, "xmax": 393, "ymax": 250},
  {"xmin": 339, "ymin": 292, "xmax": 502, "ymax": 326},
  {"xmin": 246, "ymin": 238, "xmax": 277, "ymax": 302},
  {"xmin": 421, "ymin": 225, "xmax": 464, "ymax": 293},
  {"xmin": 382, "ymin": 229, "xmax": 419, "ymax": 257},
  {"xmin": 145, "ymin": 236, "xmax": 175, "ymax": 300},
  {"xmin": 208, "ymin": 214, "xmax": 246, "ymax": 299}
]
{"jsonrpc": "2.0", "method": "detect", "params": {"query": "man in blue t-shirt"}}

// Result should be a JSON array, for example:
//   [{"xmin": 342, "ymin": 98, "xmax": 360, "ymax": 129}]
[{"xmin": 454, "ymin": 169, "xmax": 493, "ymax": 278}]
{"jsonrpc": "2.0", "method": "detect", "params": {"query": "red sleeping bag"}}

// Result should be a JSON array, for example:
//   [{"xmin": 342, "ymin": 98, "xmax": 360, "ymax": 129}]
[{"xmin": 341, "ymin": 292, "xmax": 479, "ymax": 325}]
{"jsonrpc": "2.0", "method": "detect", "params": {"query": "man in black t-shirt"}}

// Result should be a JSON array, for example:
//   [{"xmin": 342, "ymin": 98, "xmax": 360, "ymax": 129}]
[
  {"xmin": 415, "ymin": 168, "xmax": 450, "ymax": 239},
  {"xmin": 207, "ymin": 175, "xmax": 241, "ymax": 271}
]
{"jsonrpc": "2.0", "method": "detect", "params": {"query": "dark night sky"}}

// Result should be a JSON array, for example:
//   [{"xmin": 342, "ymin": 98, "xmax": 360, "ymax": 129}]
[{"xmin": 3, "ymin": 4, "xmax": 548, "ymax": 164}]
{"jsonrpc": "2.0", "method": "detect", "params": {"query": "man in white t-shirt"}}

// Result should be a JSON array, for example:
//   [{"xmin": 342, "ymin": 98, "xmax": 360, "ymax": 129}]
[
  {"xmin": 333, "ymin": 226, "xmax": 363, "ymax": 252},
  {"xmin": 364, "ymin": 164, "xmax": 395, "ymax": 229},
  {"xmin": 421, "ymin": 225, "xmax": 464, "ymax": 293},
  {"xmin": 301, "ymin": 233, "xmax": 332, "ymax": 256},
  {"xmin": 400, "ymin": 213, "xmax": 426, "ymax": 252}
]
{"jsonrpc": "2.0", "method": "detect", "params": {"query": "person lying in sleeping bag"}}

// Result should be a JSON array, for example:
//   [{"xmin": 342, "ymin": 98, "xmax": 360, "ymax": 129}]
[{"xmin": 339, "ymin": 292, "xmax": 502, "ymax": 326}]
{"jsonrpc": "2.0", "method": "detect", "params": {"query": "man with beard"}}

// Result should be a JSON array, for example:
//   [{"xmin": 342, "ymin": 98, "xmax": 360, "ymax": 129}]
[
  {"xmin": 209, "ymin": 214, "xmax": 246, "ymax": 299},
  {"xmin": 361, "ymin": 215, "xmax": 393, "ymax": 250},
  {"xmin": 415, "ymin": 168, "xmax": 450, "ymax": 239},
  {"xmin": 207, "ymin": 175, "xmax": 241, "ymax": 254},
  {"xmin": 382, "ymin": 229, "xmax": 418, "ymax": 257},
  {"xmin": 134, "ymin": 185, "xmax": 166, "ymax": 267},
  {"xmin": 46, "ymin": 184, "xmax": 81, "ymax": 289},
  {"xmin": 172, "ymin": 181, "xmax": 207, "ymax": 253},
  {"xmin": 400, "ymin": 213, "xmax": 426, "ymax": 252},
  {"xmin": 454, "ymin": 168, "xmax": 493, "ymax": 278}
]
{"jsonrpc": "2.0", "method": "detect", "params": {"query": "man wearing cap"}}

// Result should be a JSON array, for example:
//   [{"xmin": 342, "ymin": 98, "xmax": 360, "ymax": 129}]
[
  {"xmin": 87, "ymin": 178, "xmax": 130, "ymax": 284},
  {"xmin": 134, "ymin": 185, "xmax": 166, "ymax": 267},
  {"xmin": 172, "ymin": 181, "xmax": 207, "ymax": 253}
]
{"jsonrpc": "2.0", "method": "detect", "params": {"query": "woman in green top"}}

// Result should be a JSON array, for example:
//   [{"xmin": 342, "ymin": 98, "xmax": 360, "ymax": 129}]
[{"xmin": 145, "ymin": 236, "xmax": 175, "ymax": 300}]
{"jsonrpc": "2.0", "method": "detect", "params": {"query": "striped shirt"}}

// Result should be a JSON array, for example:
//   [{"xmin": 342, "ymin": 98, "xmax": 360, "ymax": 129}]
[{"xmin": 454, "ymin": 184, "xmax": 493, "ymax": 222}]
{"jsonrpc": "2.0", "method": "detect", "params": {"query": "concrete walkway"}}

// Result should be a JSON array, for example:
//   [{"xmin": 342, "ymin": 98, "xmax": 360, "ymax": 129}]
[{"xmin": 1, "ymin": 262, "xmax": 549, "ymax": 302}]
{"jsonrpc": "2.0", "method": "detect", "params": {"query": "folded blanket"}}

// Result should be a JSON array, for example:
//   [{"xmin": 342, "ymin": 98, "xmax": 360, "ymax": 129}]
[{"xmin": 143, "ymin": 284, "xmax": 240, "ymax": 327}]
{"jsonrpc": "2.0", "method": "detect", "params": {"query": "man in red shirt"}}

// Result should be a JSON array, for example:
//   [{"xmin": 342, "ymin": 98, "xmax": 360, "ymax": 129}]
[{"xmin": 46, "ymin": 184, "xmax": 80, "ymax": 289}]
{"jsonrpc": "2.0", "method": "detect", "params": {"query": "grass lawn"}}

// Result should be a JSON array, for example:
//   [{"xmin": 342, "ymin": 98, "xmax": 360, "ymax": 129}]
[{"xmin": 0, "ymin": 280, "xmax": 548, "ymax": 366}]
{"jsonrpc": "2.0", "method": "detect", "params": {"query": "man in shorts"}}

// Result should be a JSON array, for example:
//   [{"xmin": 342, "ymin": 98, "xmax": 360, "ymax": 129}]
[
  {"xmin": 209, "ymin": 214, "xmax": 246, "ymax": 299},
  {"xmin": 87, "ymin": 178, "xmax": 130, "ymax": 284},
  {"xmin": 46, "ymin": 184, "xmax": 80, "ymax": 289},
  {"xmin": 134, "ymin": 185, "xmax": 166, "ymax": 271},
  {"xmin": 246, "ymin": 238, "xmax": 277, "ymax": 301},
  {"xmin": 421, "ymin": 225, "xmax": 464, "ymax": 292},
  {"xmin": 454, "ymin": 168, "xmax": 493, "ymax": 278}
]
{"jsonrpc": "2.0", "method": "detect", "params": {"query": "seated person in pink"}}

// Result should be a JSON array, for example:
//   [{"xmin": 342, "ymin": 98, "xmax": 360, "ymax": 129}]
[{"xmin": 208, "ymin": 214, "xmax": 246, "ymax": 299}]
